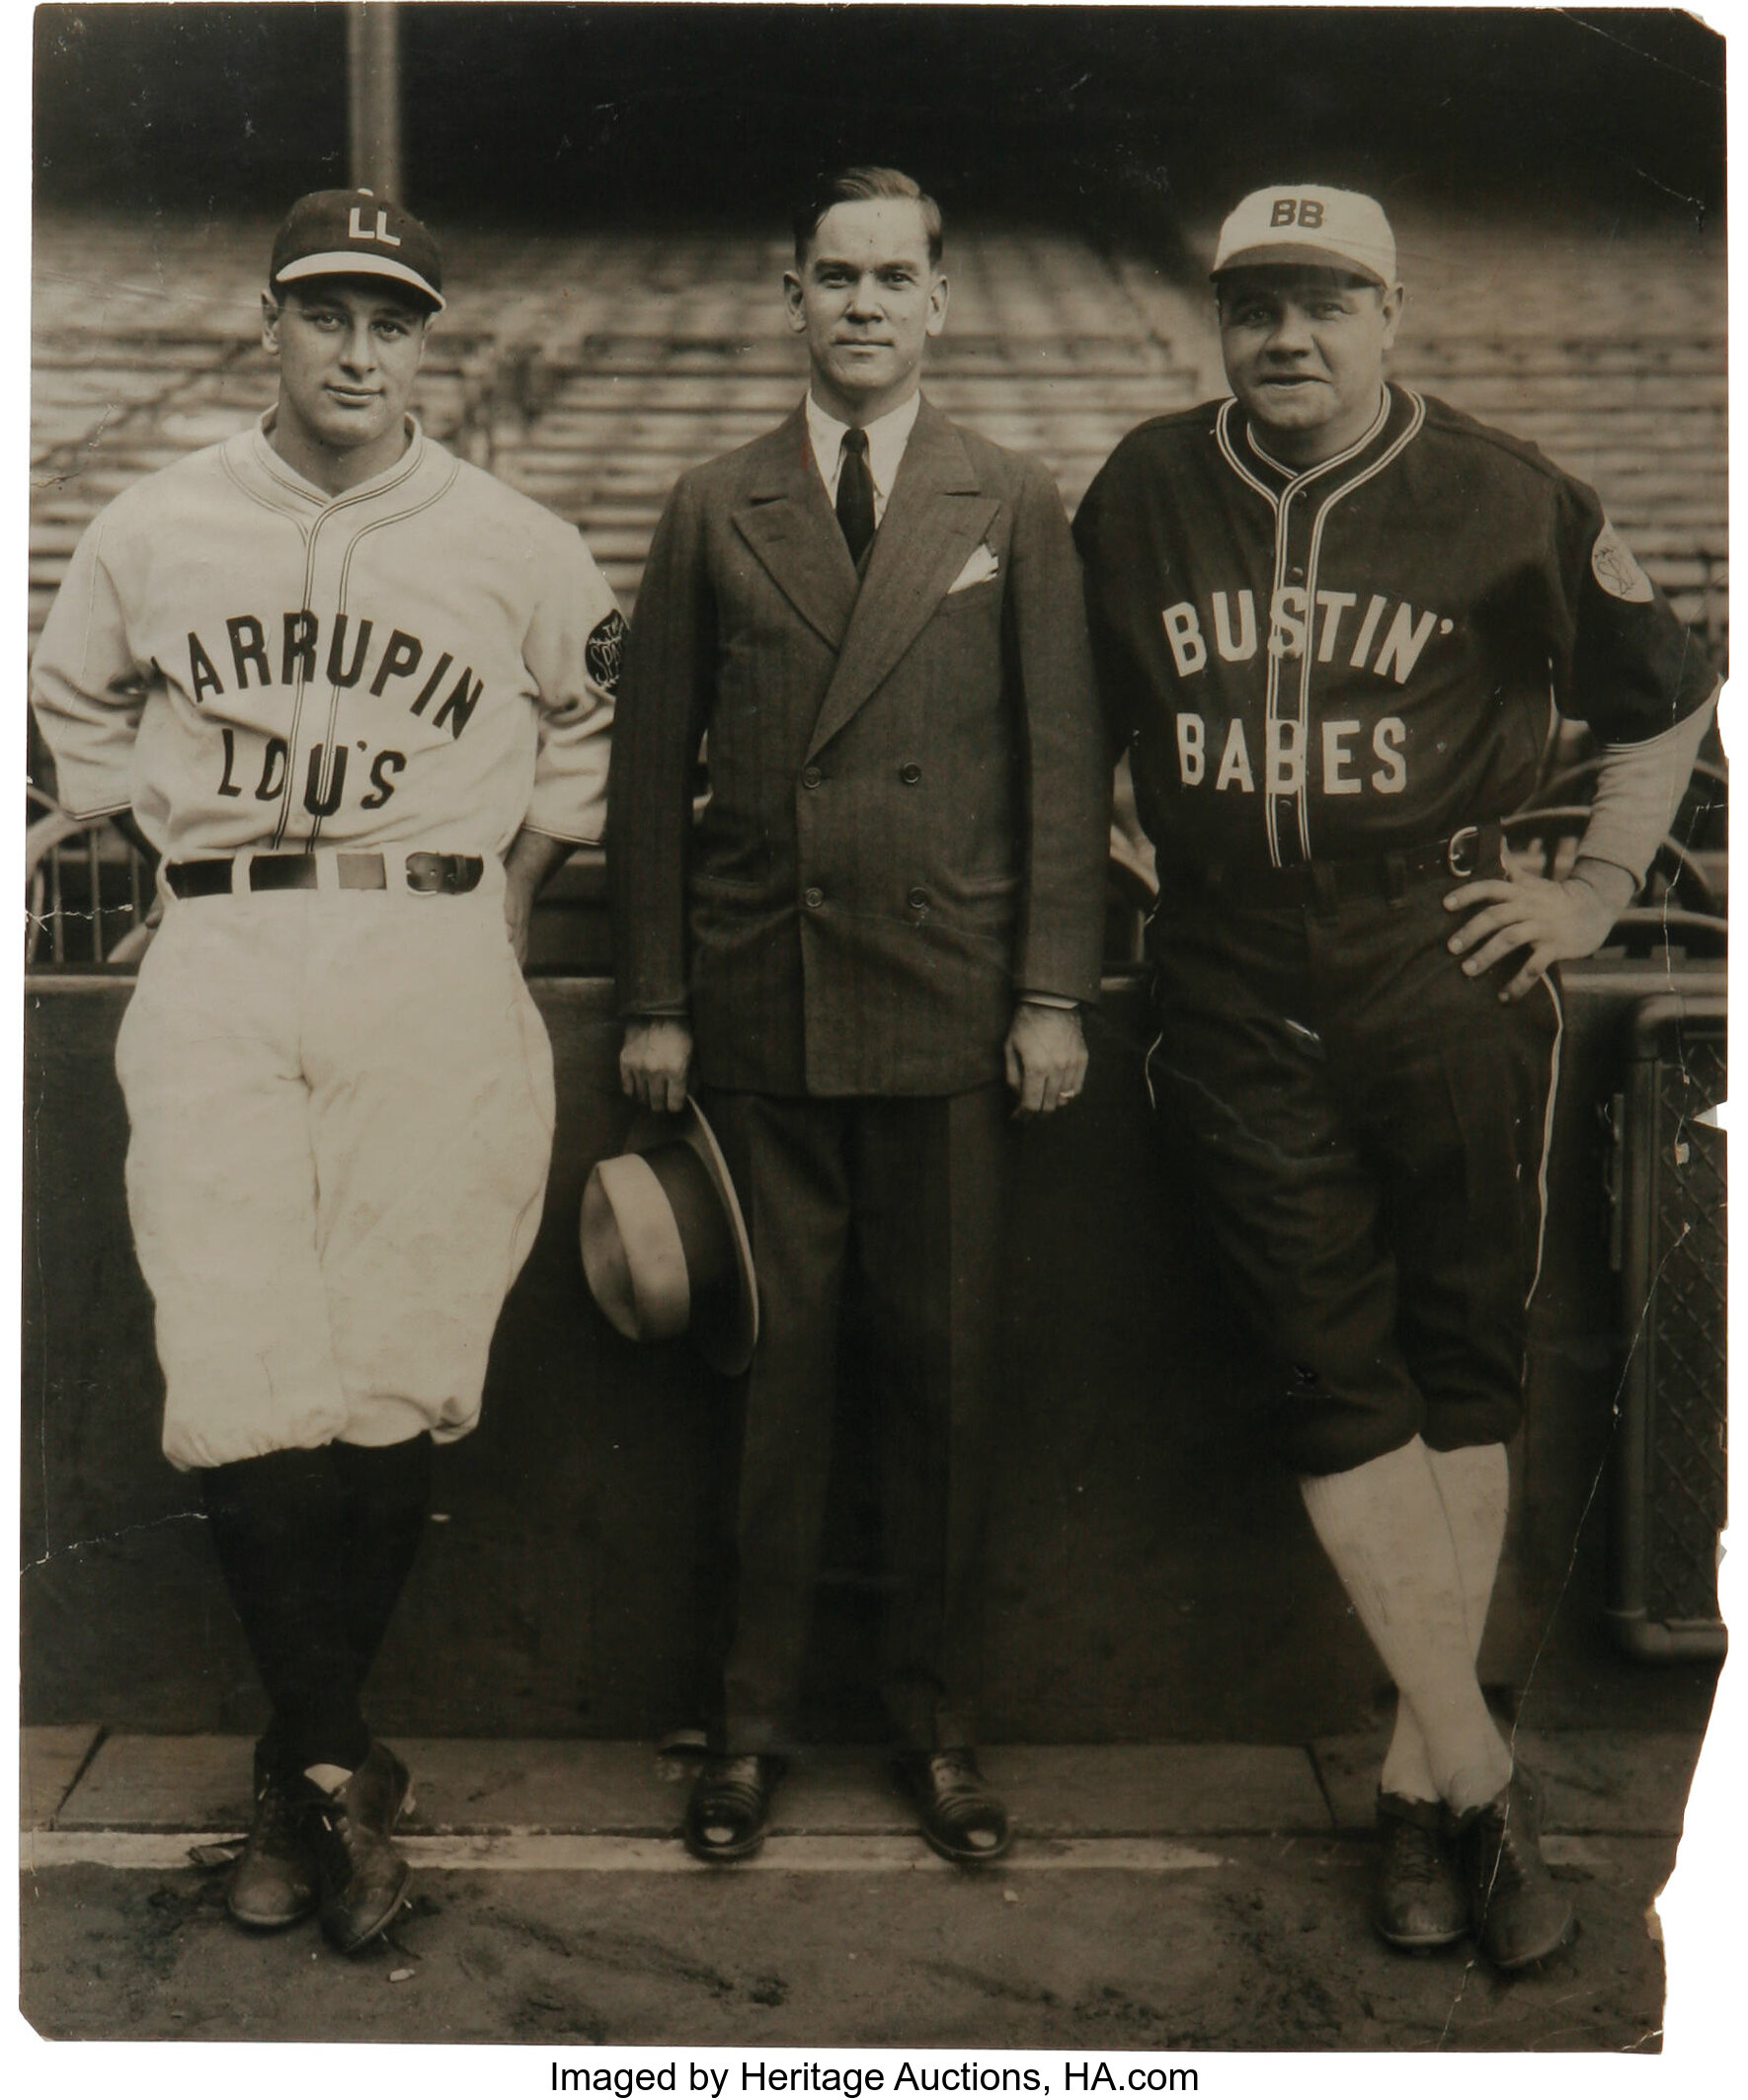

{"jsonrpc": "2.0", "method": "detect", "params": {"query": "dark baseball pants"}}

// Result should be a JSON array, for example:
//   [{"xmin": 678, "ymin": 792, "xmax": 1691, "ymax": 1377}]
[
  {"xmin": 697, "ymin": 1084, "xmax": 1012, "ymax": 1754},
  {"xmin": 1146, "ymin": 879, "xmax": 1561, "ymax": 1476}
]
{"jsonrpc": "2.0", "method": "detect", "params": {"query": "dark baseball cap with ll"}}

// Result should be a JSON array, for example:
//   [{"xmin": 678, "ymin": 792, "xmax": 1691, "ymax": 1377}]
[{"xmin": 270, "ymin": 188, "xmax": 445, "ymax": 311}]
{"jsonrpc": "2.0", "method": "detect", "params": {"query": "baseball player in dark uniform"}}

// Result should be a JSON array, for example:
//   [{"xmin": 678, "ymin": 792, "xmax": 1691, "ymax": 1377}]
[
  {"xmin": 1073, "ymin": 185, "xmax": 1716, "ymax": 1968},
  {"xmin": 31, "ymin": 191, "xmax": 620, "ymax": 1952}
]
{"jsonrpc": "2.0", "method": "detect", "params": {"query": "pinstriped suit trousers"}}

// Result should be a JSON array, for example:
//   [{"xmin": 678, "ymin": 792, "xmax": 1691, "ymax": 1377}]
[{"xmin": 697, "ymin": 1084, "xmax": 1012, "ymax": 1753}]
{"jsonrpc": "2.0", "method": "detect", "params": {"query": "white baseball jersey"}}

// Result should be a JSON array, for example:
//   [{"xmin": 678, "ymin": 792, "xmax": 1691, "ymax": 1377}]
[{"xmin": 31, "ymin": 414, "xmax": 620, "ymax": 860}]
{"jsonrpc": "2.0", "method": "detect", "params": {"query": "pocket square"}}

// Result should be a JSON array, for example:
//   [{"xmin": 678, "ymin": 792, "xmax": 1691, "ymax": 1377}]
[{"xmin": 947, "ymin": 542, "xmax": 1000, "ymax": 594}]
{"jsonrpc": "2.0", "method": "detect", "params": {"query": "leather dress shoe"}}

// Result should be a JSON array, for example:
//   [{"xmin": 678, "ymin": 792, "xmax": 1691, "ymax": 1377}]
[
  {"xmin": 227, "ymin": 1747, "xmax": 319, "ymax": 1930},
  {"xmin": 682, "ymin": 1753, "xmax": 782, "ymax": 1863},
  {"xmin": 299, "ymin": 1740, "xmax": 413, "ymax": 1954},
  {"xmin": 896, "ymin": 1748, "xmax": 1012, "ymax": 1864},
  {"xmin": 1456, "ymin": 1767, "xmax": 1576, "ymax": 1971},
  {"xmin": 1373, "ymin": 1791, "xmax": 1468, "ymax": 1950}
]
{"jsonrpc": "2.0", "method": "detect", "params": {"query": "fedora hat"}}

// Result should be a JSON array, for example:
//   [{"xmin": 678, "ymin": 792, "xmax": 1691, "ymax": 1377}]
[{"xmin": 581, "ymin": 1097, "xmax": 757, "ymax": 1375}]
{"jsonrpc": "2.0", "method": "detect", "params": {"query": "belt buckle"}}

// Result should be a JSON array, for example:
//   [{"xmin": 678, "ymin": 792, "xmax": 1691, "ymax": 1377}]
[
  {"xmin": 1445, "ymin": 825, "xmax": 1481, "ymax": 879},
  {"xmin": 404, "ymin": 851, "xmax": 447, "ymax": 896}
]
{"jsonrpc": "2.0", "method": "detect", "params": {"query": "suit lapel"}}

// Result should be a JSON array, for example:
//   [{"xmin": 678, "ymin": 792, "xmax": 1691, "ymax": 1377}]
[
  {"xmin": 806, "ymin": 400, "xmax": 999, "ymax": 761},
  {"xmin": 731, "ymin": 405, "xmax": 859, "ymax": 651}
]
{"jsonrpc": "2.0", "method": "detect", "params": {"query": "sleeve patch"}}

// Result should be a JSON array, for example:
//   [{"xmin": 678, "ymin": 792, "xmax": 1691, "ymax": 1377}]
[
  {"xmin": 1591, "ymin": 522, "xmax": 1654, "ymax": 604},
  {"xmin": 585, "ymin": 607, "xmax": 627, "ymax": 694}
]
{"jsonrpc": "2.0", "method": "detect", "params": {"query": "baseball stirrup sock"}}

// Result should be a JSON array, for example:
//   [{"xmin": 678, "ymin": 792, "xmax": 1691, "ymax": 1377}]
[
  {"xmin": 1299, "ymin": 1438, "xmax": 1511, "ymax": 1814},
  {"xmin": 331, "ymin": 1431, "xmax": 434, "ymax": 1673},
  {"xmin": 199, "ymin": 1448, "xmax": 371, "ymax": 1772},
  {"xmin": 1381, "ymin": 1442, "xmax": 1511, "ymax": 1801}
]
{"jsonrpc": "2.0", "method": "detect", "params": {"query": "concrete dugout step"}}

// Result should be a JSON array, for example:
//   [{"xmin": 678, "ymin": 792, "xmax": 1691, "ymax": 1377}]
[
  {"xmin": 41, "ymin": 1734, "xmax": 1336, "ymax": 1840},
  {"xmin": 20, "ymin": 1723, "xmax": 103, "ymax": 1831},
  {"xmin": 34, "ymin": 1730, "xmax": 1708, "ymax": 1844}
]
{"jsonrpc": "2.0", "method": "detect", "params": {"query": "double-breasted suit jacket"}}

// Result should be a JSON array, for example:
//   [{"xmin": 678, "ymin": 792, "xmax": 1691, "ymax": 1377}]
[{"xmin": 611, "ymin": 398, "xmax": 1109, "ymax": 1092}]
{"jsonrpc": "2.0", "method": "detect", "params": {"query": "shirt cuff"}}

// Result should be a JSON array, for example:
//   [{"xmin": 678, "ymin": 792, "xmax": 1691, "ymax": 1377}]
[{"xmin": 1019, "ymin": 992, "xmax": 1081, "ymax": 1011}]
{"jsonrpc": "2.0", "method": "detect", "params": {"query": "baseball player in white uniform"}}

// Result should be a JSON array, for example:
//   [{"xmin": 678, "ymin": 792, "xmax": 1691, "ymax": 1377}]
[{"xmin": 31, "ymin": 190, "xmax": 620, "ymax": 1952}]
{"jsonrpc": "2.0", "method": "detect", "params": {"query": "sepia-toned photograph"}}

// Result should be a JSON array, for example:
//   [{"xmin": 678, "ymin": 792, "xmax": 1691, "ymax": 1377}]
[{"xmin": 18, "ymin": 0, "xmax": 1728, "ymax": 2062}]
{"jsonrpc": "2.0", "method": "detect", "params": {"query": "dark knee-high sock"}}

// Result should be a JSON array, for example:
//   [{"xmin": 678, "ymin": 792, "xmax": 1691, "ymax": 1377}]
[
  {"xmin": 330, "ymin": 1433, "xmax": 434, "ymax": 1675},
  {"xmin": 199, "ymin": 1448, "xmax": 370, "ymax": 1774}
]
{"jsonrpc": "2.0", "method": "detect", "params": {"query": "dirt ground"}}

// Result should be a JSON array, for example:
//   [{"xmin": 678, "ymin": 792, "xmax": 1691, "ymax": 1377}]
[{"xmin": 20, "ymin": 1832, "xmax": 1670, "ymax": 2052}]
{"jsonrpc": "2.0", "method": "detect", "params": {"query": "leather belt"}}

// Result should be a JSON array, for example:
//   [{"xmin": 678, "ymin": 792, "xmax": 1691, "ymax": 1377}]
[
  {"xmin": 1158, "ymin": 825, "xmax": 1503, "ymax": 911},
  {"xmin": 165, "ymin": 851, "xmax": 485, "ymax": 900}
]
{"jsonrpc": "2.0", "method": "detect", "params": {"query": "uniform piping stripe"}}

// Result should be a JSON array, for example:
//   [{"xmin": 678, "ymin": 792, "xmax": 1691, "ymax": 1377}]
[
  {"xmin": 278, "ymin": 439, "xmax": 437, "ymax": 846},
  {"xmin": 226, "ymin": 417, "xmax": 429, "ymax": 849},
  {"xmin": 1217, "ymin": 396, "xmax": 1294, "ymax": 861},
  {"xmin": 1215, "ymin": 401, "xmax": 1279, "ymax": 509},
  {"xmin": 1290, "ymin": 391, "xmax": 1426, "ymax": 858},
  {"xmin": 1245, "ymin": 387, "xmax": 1393, "ymax": 485},
  {"xmin": 1238, "ymin": 391, "xmax": 1391, "ymax": 864},
  {"xmin": 1254, "ymin": 392, "xmax": 1397, "ymax": 861},
  {"xmin": 272, "ymin": 508, "xmax": 328, "ymax": 848},
  {"xmin": 219, "ymin": 444, "xmax": 314, "ymax": 531},
  {"xmin": 1222, "ymin": 388, "xmax": 1424, "ymax": 865},
  {"xmin": 303, "ymin": 458, "xmax": 461, "ymax": 848},
  {"xmin": 249, "ymin": 414, "xmax": 428, "ymax": 510},
  {"xmin": 1264, "ymin": 491, "xmax": 1295, "ymax": 863},
  {"xmin": 1525, "ymin": 974, "xmax": 1564, "ymax": 1309}
]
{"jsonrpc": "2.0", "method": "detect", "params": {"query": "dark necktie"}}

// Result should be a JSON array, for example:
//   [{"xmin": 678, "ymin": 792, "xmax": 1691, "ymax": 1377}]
[{"xmin": 836, "ymin": 427, "xmax": 876, "ymax": 565}]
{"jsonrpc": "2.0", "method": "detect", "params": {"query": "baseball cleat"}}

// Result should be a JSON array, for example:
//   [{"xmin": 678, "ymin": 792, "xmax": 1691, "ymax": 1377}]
[
  {"xmin": 1456, "ymin": 1766, "xmax": 1577, "ymax": 1971},
  {"xmin": 300, "ymin": 1739, "xmax": 414, "ymax": 1955},
  {"xmin": 227, "ymin": 1747, "xmax": 320, "ymax": 1930},
  {"xmin": 1372, "ymin": 1790, "xmax": 1468, "ymax": 1950}
]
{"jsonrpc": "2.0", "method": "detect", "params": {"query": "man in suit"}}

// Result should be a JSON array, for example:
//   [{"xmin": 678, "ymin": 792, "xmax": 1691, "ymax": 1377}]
[{"xmin": 610, "ymin": 166, "xmax": 1109, "ymax": 1863}]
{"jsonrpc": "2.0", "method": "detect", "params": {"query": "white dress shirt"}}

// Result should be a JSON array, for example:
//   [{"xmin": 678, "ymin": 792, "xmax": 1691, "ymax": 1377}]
[{"xmin": 805, "ymin": 389, "xmax": 922, "ymax": 526}]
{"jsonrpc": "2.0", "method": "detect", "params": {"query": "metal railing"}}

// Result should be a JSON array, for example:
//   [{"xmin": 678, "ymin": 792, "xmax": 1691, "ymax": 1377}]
[{"xmin": 25, "ymin": 793, "xmax": 156, "ymax": 968}]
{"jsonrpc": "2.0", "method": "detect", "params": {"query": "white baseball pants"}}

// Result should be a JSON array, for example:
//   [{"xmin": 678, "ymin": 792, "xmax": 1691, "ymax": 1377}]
[{"xmin": 116, "ymin": 875, "xmax": 554, "ymax": 1469}]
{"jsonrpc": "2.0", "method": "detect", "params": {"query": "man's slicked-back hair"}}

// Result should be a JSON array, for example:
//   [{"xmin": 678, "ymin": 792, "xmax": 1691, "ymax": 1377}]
[{"xmin": 792, "ymin": 166, "xmax": 944, "ymax": 269}]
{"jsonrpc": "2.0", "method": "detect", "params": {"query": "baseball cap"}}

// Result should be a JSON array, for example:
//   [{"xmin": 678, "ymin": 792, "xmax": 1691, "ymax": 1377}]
[
  {"xmin": 269, "ymin": 188, "xmax": 445, "ymax": 311},
  {"xmin": 1212, "ymin": 186, "xmax": 1396, "ymax": 288}
]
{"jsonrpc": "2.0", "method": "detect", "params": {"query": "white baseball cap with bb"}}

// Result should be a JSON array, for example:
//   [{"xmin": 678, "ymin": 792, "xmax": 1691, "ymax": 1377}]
[{"xmin": 1212, "ymin": 186, "xmax": 1397, "ymax": 287}]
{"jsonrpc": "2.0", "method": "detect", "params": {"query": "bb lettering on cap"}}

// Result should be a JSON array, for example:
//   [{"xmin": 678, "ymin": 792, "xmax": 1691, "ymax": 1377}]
[{"xmin": 1213, "ymin": 186, "xmax": 1395, "ymax": 286}]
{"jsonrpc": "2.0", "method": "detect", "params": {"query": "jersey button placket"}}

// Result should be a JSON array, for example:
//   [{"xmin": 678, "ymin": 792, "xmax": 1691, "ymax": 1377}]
[{"xmin": 1275, "ymin": 500, "xmax": 1316, "ymax": 866}]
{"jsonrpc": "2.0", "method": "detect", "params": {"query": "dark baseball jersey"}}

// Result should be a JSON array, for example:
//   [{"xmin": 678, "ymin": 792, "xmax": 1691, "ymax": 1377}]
[{"xmin": 1073, "ymin": 383, "xmax": 1715, "ymax": 873}]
